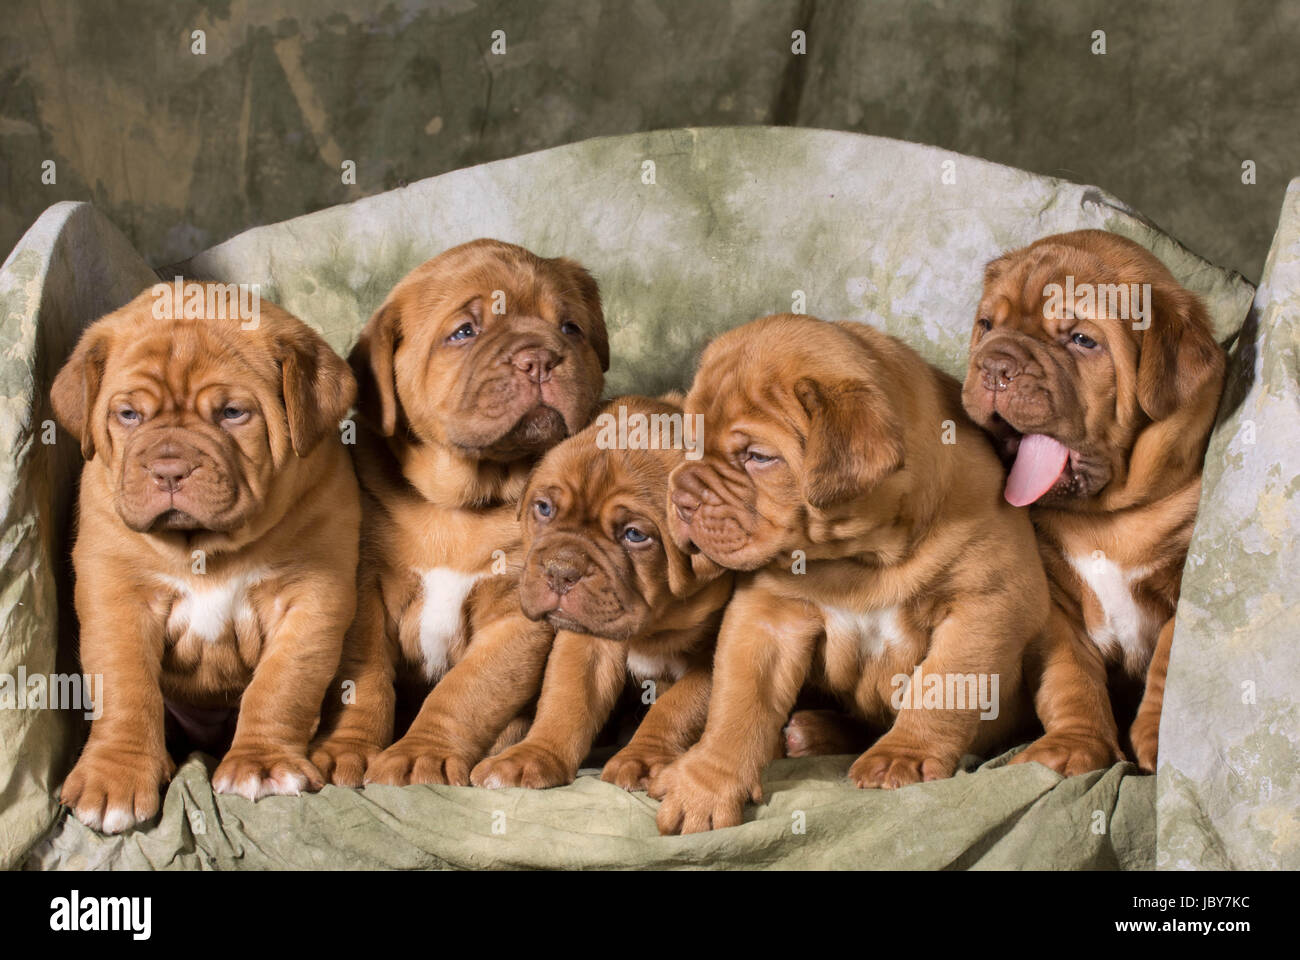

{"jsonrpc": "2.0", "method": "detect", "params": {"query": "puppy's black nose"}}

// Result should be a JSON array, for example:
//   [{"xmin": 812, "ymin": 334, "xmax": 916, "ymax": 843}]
[
  {"xmin": 148, "ymin": 458, "xmax": 193, "ymax": 492},
  {"xmin": 979, "ymin": 352, "xmax": 1021, "ymax": 391},
  {"xmin": 544, "ymin": 558, "xmax": 583, "ymax": 595},
  {"xmin": 514, "ymin": 347, "xmax": 559, "ymax": 383}
]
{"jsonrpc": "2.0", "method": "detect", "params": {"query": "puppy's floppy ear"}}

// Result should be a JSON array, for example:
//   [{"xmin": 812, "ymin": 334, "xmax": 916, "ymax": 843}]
[
  {"xmin": 277, "ymin": 328, "xmax": 357, "ymax": 458},
  {"xmin": 1136, "ymin": 284, "xmax": 1226, "ymax": 421},
  {"xmin": 555, "ymin": 258, "xmax": 608, "ymax": 372},
  {"xmin": 349, "ymin": 300, "xmax": 401, "ymax": 436},
  {"xmin": 795, "ymin": 376, "xmax": 904, "ymax": 510},
  {"xmin": 51, "ymin": 327, "xmax": 110, "ymax": 460}
]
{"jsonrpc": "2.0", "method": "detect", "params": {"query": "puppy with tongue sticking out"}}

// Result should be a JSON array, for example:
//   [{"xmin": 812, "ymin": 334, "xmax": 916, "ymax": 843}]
[
  {"xmin": 1004, "ymin": 434, "xmax": 1072, "ymax": 507},
  {"xmin": 961, "ymin": 229, "xmax": 1226, "ymax": 776}
]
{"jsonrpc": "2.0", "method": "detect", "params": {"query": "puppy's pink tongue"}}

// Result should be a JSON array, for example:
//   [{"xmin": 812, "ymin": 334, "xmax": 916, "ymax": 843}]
[{"xmin": 1005, "ymin": 434, "xmax": 1069, "ymax": 507}]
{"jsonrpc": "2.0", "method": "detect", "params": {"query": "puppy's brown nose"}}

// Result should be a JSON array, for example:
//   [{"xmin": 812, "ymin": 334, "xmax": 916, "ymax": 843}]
[
  {"xmin": 671, "ymin": 487, "xmax": 699, "ymax": 524},
  {"xmin": 544, "ymin": 558, "xmax": 583, "ymax": 595},
  {"xmin": 979, "ymin": 352, "xmax": 1021, "ymax": 391},
  {"xmin": 514, "ymin": 347, "xmax": 559, "ymax": 383},
  {"xmin": 148, "ymin": 457, "xmax": 193, "ymax": 492}
]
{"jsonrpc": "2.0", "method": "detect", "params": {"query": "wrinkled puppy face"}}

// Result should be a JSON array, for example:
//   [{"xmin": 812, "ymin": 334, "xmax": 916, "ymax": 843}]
[
  {"xmin": 351, "ymin": 239, "xmax": 609, "ymax": 461},
  {"xmin": 517, "ymin": 398, "xmax": 700, "ymax": 642},
  {"xmin": 51, "ymin": 284, "xmax": 355, "ymax": 535},
  {"xmin": 667, "ymin": 315, "xmax": 903, "ymax": 572},
  {"xmin": 961, "ymin": 230, "xmax": 1224, "ymax": 508}
]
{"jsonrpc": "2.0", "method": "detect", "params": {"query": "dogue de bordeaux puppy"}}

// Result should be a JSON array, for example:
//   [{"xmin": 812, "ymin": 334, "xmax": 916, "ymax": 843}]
[
  {"xmin": 961, "ymin": 229, "xmax": 1226, "ymax": 773},
  {"xmin": 52, "ymin": 283, "xmax": 359, "ymax": 833},
  {"xmin": 470, "ymin": 395, "xmax": 734, "ymax": 791},
  {"xmin": 654, "ymin": 314, "xmax": 1048, "ymax": 834},
  {"xmin": 310, "ymin": 239, "xmax": 609, "ymax": 786}
]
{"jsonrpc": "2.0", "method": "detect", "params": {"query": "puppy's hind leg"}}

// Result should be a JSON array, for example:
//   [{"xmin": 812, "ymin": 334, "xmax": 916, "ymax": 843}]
[{"xmin": 783, "ymin": 709, "xmax": 871, "ymax": 758}]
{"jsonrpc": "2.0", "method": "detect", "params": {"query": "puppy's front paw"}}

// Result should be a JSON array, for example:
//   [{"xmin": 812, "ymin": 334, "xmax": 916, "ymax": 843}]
[
  {"xmin": 212, "ymin": 748, "xmax": 324, "ymax": 801},
  {"xmin": 60, "ymin": 746, "xmax": 174, "ymax": 834},
  {"xmin": 1129, "ymin": 711, "xmax": 1160, "ymax": 774},
  {"xmin": 1008, "ymin": 731, "xmax": 1123, "ymax": 778},
  {"xmin": 309, "ymin": 736, "xmax": 382, "ymax": 788},
  {"xmin": 470, "ymin": 742, "xmax": 574, "ymax": 789},
  {"xmin": 850, "ymin": 735, "xmax": 956, "ymax": 789},
  {"xmin": 601, "ymin": 745, "xmax": 678, "ymax": 792},
  {"xmin": 651, "ymin": 748, "xmax": 760, "ymax": 835},
  {"xmin": 365, "ymin": 737, "xmax": 473, "ymax": 787}
]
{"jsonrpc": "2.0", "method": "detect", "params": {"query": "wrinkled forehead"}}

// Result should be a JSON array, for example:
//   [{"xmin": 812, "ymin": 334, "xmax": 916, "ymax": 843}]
[
  {"xmin": 985, "ymin": 245, "xmax": 1153, "ymax": 336},
  {"xmin": 105, "ymin": 323, "xmax": 269, "ymax": 397},
  {"xmin": 535, "ymin": 448, "xmax": 660, "ymax": 517},
  {"xmin": 405, "ymin": 254, "xmax": 577, "ymax": 320}
]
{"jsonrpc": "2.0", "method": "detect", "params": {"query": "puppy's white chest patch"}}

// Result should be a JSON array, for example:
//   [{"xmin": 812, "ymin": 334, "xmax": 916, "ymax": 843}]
[
  {"xmin": 626, "ymin": 650, "xmax": 687, "ymax": 682},
  {"xmin": 820, "ymin": 604, "xmax": 905, "ymax": 660},
  {"xmin": 415, "ymin": 567, "xmax": 484, "ymax": 681},
  {"xmin": 1068, "ymin": 553, "xmax": 1154, "ymax": 670},
  {"xmin": 158, "ymin": 569, "xmax": 265, "ymax": 644}
]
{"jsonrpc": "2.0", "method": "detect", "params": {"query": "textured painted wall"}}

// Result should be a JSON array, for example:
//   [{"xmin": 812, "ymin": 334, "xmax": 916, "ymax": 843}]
[{"xmin": 0, "ymin": 0, "xmax": 1296, "ymax": 279}]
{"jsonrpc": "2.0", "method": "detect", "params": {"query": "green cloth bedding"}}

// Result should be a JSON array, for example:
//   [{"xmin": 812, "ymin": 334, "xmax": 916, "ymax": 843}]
[{"xmin": 1, "ymin": 127, "xmax": 1285, "ymax": 870}]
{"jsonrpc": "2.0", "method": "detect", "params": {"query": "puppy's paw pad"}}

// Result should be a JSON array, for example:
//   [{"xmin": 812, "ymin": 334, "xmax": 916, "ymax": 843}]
[
  {"xmin": 470, "ymin": 746, "xmax": 573, "ymax": 790},
  {"xmin": 601, "ymin": 749, "xmax": 676, "ymax": 792},
  {"xmin": 850, "ymin": 743, "xmax": 954, "ymax": 790},
  {"xmin": 310, "ymin": 738, "xmax": 381, "ymax": 788},
  {"xmin": 213, "ymin": 752, "xmax": 323, "ymax": 801},
  {"xmin": 652, "ymin": 751, "xmax": 755, "ymax": 835},
  {"xmin": 365, "ymin": 740, "xmax": 473, "ymax": 787},
  {"xmin": 60, "ymin": 748, "xmax": 167, "ymax": 835},
  {"xmin": 1009, "ymin": 732, "xmax": 1122, "ymax": 778}
]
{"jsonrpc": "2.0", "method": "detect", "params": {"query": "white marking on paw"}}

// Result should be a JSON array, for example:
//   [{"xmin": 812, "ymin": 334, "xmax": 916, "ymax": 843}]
[
  {"xmin": 100, "ymin": 806, "xmax": 135, "ymax": 835},
  {"xmin": 264, "ymin": 769, "xmax": 307, "ymax": 798}
]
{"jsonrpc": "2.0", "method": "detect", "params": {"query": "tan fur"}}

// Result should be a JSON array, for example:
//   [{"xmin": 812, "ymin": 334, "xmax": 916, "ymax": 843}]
[
  {"xmin": 309, "ymin": 239, "xmax": 609, "ymax": 786},
  {"xmin": 961, "ymin": 229, "xmax": 1226, "ymax": 774},
  {"xmin": 51, "ymin": 283, "xmax": 359, "ymax": 833},
  {"xmin": 469, "ymin": 396, "xmax": 735, "ymax": 791},
  {"xmin": 653, "ymin": 314, "xmax": 1048, "ymax": 835}
]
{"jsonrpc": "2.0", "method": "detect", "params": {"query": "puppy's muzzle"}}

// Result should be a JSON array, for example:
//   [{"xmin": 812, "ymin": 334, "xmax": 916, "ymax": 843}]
[
  {"xmin": 543, "ymin": 556, "xmax": 582, "ymax": 596},
  {"xmin": 147, "ymin": 454, "xmax": 195, "ymax": 492},
  {"xmin": 978, "ymin": 350, "xmax": 1022, "ymax": 392},
  {"xmin": 512, "ymin": 346, "xmax": 560, "ymax": 384}
]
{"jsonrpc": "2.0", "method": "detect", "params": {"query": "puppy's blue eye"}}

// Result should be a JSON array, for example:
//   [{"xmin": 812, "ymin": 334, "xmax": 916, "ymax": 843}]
[
  {"xmin": 1071, "ymin": 332, "xmax": 1098, "ymax": 349},
  {"xmin": 117, "ymin": 408, "xmax": 140, "ymax": 426},
  {"xmin": 534, "ymin": 499, "xmax": 553, "ymax": 519},
  {"xmin": 622, "ymin": 527, "xmax": 649, "ymax": 544},
  {"xmin": 747, "ymin": 450, "xmax": 775, "ymax": 465},
  {"xmin": 560, "ymin": 320, "xmax": 582, "ymax": 337},
  {"xmin": 448, "ymin": 322, "xmax": 478, "ymax": 342}
]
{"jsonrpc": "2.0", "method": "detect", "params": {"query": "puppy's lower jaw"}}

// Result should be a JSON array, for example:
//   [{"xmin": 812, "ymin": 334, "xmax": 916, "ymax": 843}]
[{"xmin": 477, "ymin": 405, "xmax": 568, "ymax": 461}]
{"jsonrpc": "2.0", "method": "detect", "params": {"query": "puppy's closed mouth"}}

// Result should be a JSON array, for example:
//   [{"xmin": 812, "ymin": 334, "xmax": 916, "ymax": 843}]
[
  {"xmin": 476, "ymin": 404, "xmax": 568, "ymax": 460},
  {"xmin": 146, "ymin": 508, "xmax": 207, "ymax": 532}
]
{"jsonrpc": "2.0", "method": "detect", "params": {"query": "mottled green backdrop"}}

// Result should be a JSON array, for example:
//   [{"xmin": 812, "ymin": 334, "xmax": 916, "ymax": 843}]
[{"xmin": 1, "ymin": 0, "xmax": 1296, "ymax": 280}]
